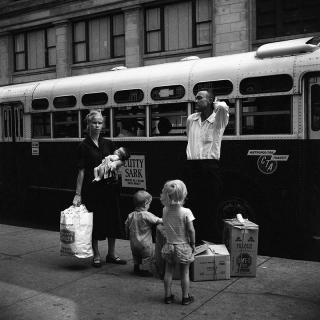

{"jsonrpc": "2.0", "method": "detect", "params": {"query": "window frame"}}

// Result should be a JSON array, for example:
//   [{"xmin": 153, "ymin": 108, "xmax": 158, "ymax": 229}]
[
  {"xmin": 14, "ymin": 27, "xmax": 56, "ymax": 72},
  {"xmin": 72, "ymin": 13, "xmax": 125, "ymax": 64},
  {"xmin": 144, "ymin": 0, "xmax": 212, "ymax": 54}
]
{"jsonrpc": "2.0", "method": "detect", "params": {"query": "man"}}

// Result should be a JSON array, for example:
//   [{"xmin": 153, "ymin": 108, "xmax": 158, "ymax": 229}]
[{"xmin": 185, "ymin": 90, "xmax": 229, "ymax": 242}]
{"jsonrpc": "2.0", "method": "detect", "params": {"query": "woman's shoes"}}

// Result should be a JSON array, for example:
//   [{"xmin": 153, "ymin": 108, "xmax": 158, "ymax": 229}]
[
  {"xmin": 106, "ymin": 255, "xmax": 127, "ymax": 265},
  {"xmin": 182, "ymin": 295, "xmax": 194, "ymax": 305},
  {"xmin": 164, "ymin": 294, "xmax": 175, "ymax": 304},
  {"xmin": 92, "ymin": 257, "xmax": 101, "ymax": 268}
]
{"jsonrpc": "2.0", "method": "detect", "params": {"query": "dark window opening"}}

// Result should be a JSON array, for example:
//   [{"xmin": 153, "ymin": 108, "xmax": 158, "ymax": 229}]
[
  {"xmin": 311, "ymin": 84, "xmax": 320, "ymax": 131},
  {"xmin": 241, "ymin": 95, "xmax": 292, "ymax": 135},
  {"xmin": 82, "ymin": 92, "xmax": 108, "ymax": 106},
  {"xmin": 193, "ymin": 80, "xmax": 233, "ymax": 96},
  {"xmin": 114, "ymin": 90, "xmax": 144, "ymax": 103},
  {"xmin": 240, "ymin": 75, "xmax": 293, "ymax": 95},
  {"xmin": 32, "ymin": 98, "xmax": 49, "ymax": 110},
  {"xmin": 53, "ymin": 96, "xmax": 77, "ymax": 108}
]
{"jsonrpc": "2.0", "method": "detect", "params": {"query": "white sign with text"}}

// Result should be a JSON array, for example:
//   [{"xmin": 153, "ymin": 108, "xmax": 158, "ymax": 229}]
[{"xmin": 121, "ymin": 155, "xmax": 146, "ymax": 189}]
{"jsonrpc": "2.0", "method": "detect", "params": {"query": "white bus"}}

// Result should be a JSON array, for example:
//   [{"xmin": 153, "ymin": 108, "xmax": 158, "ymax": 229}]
[{"xmin": 1, "ymin": 37, "xmax": 320, "ymax": 260}]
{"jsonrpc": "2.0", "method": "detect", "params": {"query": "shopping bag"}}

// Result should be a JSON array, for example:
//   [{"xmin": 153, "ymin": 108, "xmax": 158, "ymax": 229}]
[{"xmin": 60, "ymin": 204, "xmax": 93, "ymax": 258}]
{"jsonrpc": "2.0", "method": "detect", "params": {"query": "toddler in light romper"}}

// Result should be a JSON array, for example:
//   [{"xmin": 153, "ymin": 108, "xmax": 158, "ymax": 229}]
[
  {"xmin": 125, "ymin": 190, "xmax": 162, "ymax": 277},
  {"xmin": 161, "ymin": 179, "xmax": 196, "ymax": 305},
  {"xmin": 93, "ymin": 146, "xmax": 130, "ymax": 182}
]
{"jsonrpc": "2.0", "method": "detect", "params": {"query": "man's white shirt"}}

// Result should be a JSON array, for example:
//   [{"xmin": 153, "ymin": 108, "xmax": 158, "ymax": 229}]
[{"xmin": 186, "ymin": 102, "xmax": 229, "ymax": 160}]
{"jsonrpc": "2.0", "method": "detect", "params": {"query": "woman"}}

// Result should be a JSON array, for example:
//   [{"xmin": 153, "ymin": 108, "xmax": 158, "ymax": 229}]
[{"xmin": 73, "ymin": 109, "xmax": 127, "ymax": 267}]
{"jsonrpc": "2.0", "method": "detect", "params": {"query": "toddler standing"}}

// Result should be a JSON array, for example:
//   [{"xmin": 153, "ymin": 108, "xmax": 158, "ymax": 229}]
[
  {"xmin": 160, "ymin": 179, "xmax": 195, "ymax": 305},
  {"xmin": 125, "ymin": 190, "xmax": 162, "ymax": 277}
]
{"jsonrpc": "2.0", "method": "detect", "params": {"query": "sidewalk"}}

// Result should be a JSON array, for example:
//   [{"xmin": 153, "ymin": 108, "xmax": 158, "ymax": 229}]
[{"xmin": 0, "ymin": 224, "xmax": 320, "ymax": 320}]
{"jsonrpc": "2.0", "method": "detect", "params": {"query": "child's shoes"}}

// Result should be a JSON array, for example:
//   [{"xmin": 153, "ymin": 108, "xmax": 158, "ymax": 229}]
[
  {"xmin": 182, "ymin": 295, "xmax": 194, "ymax": 305},
  {"xmin": 164, "ymin": 294, "xmax": 175, "ymax": 304}
]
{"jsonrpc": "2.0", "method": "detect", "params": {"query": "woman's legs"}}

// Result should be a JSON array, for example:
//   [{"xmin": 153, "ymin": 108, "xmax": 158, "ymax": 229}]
[
  {"xmin": 180, "ymin": 263, "xmax": 190, "ymax": 298},
  {"xmin": 107, "ymin": 238, "xmax": 116, "ymax": 257},
  {"xmin": 92, "ymin": 239, "xmax": 100, "ymax": 259},
  {"xmin": 164, "ymin": 261, "xmax": 174, "ymax": 298}
]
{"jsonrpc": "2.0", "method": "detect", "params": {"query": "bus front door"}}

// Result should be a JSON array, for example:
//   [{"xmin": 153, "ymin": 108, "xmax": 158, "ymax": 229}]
[{"xmin": 0, "ymin": 102, "xmax": 24, "ymax": 221}]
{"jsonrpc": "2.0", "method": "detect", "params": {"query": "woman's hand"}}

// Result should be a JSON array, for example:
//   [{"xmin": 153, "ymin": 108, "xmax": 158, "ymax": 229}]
[{"xmin": 73, "ymin": 194, "xmax": 81, "ymax": 206}]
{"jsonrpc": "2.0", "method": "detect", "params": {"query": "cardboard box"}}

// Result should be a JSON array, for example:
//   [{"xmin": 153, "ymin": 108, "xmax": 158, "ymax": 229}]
[
  {"xmin": 223, "ymin": 219, "xmax": 259, "ymax": 277},
  {"xmin": 191, "ymin": 244, "xmax": 230, "ymax": 281}
]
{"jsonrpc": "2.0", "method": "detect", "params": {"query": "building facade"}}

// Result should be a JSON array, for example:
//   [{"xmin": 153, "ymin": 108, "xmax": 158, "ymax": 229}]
[{"xmin": 0, "ymin": 0, "xmax": 319, "ymax": 86}]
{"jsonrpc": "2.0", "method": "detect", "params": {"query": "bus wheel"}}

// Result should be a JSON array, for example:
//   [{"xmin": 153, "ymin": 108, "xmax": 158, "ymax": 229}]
[{"xmin": 215, "ymin": 197, "xmax": 255, "ymax": 238}]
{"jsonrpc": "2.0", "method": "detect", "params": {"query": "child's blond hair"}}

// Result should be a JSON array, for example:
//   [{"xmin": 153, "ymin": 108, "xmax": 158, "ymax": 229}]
[
  {"xmin": 160, "ymin": 179, "xmax": 187, "ymax": 207},
  {"xmin": 133, "ymin": 190, "xmax": 152, "ymax": 209}
]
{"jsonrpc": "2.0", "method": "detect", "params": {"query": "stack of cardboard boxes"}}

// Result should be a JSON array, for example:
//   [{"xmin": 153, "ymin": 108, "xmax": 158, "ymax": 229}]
[{"xmin": 155, "ymin": 218, "xmax": 259, "ymax": 281}]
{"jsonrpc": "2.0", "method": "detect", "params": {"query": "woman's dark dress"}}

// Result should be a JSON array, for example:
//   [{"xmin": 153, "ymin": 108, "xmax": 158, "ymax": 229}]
[{"xmin": 77, "ymin": 136, "xmax": 122, "ymax": 240}]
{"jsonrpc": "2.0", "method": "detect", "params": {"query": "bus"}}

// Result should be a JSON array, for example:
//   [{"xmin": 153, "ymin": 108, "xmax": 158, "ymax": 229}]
[{"xmin": 1, "ymin": 37, "xmax": 320, "ymax": 261}]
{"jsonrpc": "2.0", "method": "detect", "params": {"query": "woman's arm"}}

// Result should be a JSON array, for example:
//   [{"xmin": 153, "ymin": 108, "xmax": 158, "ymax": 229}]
[{"xmin": 73, "ymin": 169, "xmax": 84, "ymax": 206}]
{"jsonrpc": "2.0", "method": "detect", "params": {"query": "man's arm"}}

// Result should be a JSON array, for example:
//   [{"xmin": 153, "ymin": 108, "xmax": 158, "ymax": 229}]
[{"xmin": 214, "ymin": 101, "xmax": 229, "ymax": 130}]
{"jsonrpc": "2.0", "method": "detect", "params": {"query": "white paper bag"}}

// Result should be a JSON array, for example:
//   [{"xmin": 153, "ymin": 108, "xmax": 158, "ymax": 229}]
[{"xmin": 60, "ymin": 205, "xmax": 93, "ymax": 258}]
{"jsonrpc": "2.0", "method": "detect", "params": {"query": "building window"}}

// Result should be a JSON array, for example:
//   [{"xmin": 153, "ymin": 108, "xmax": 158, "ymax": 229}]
[
  {"xmin": 256, "ymin": 0, "xmax": 320, "ymax": 40},
  {"xmin": 14, "ymin": 27, "xmax": 56, "ymax": 71},
  {"xmin": 73, "ymin": 13, "xmax": 125, "ymax": 63},
  {"xmin": 145, "ymin": 0, "xmax": 211, "ymax": 53}
]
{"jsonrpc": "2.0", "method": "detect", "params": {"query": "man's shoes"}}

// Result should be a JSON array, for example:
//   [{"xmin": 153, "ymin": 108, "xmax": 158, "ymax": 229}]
[
  {"xmin": 182, "ymin": 295, "xmax": 194, "ymax": 305},
  {"xmin": 92, "ymin": 257, "xmax": 102, "ymax": 268},
  {"xmin": 164, "ymin": 294, "xmax": 175, "ymax": 304},
  {"xmin": 106, "ymin": 255, "xmax": 127, "ymax": 265}
]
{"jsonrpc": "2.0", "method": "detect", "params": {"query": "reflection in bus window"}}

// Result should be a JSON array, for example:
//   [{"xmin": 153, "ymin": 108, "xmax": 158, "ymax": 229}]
[
  {"xmin": 114, "ymin": 106, "xmax": 146, "ymax": 137},
  {"xmin": 222, "ymin": 99, "xmax": 235, "ymax": 135},
  {"xmin": 53, "ymin": 111, "xmax": 78, "ymax": 138},
  {"xmin": 81, "ymin": 109, "xmax": 110, "ymax": 137},
  {"xmin": 150, "ymin": 103, "xmax": 188, "ymax": 136},
  {"xmin": 241, "ymin": 96, "xmax": 292, "ymax": 135},
  {"xmin": 311, "ymin": 84, "xmax": 320, "ymax": 131},
  {"xmin": 32, "ymin": 113, "xmax": 51, "ymax": 138}
]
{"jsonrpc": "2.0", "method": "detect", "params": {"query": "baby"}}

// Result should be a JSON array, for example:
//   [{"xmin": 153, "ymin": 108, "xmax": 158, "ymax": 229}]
[{"xmin": 93, "ymin": 147, "xmax": 130, "ymax": 182}]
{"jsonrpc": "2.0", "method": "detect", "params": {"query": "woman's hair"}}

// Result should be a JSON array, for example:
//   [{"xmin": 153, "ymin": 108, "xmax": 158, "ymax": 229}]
[
  {"xmin": 160, "ymin": 179, "xmax": 187, "ymax": 207},
  {"xmin": 85, "ymin": 109, "xmax": 103, "ymax": 128},
  {"xmin": 133, "ymin": 190, "xmax": 152, "ymax": 209}
]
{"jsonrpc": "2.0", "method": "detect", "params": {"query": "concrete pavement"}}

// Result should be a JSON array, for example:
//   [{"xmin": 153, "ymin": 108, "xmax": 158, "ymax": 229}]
[{"xmin": 0, "ymin": 224, "xmax": 319, "ymax": 320}]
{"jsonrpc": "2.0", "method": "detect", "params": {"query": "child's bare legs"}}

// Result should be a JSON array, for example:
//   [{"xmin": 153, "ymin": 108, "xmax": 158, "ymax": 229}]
[
  {"xmin": 164, "ymin": 261, "xmax": 174, "ymax": 298},
  {"xmin": 180, "ymin": 263, "xmax": 190, "ymax": 298},
  {"xmin": 93, "ymin": 167, "xmax": 101, "ymax": 182}
]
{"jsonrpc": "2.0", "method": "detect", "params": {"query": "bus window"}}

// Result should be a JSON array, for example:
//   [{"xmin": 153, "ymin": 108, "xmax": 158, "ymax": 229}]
[
  {"xmin": 311, "ymin": 84, "xmax": 320, "ymax": 131},
  {"xmin": 150, "ymin": 103, "xmax": 188, "ymax": 136},
  {"xmin": 193, "ymin": 80, "xmax": 233, "ymax": 96},
  {"xmin": 82, "ymin": 92, "xmax": 108, "ymax": 106},
  {"xmin": 241, "ymin": 96, "xmax": 292, "ymax": 135},
  {"xmin": 81, "ymin": 109, "xmax": 110, "ymax": 138},
  {"xmin": 53, "ymin": 111, "xmax": 78, "ymax": 138},
  {"xmin": 113, "ymin": 106, "xmax": 146, "ymax": 137},
  {"xmin": 240, "ymin": 75, "xmax": 293, "ymax": 95},
  {"xmin": 222, "ymin": 99, "xmax": 235, "ymax": 135},
  {"xmin": 53, "ymin": 96, "xmax": 77, "ymax": 108},
  {"xmin": 32, "ymin": 98, "xmax": 49, "ymax": 110},
  {"xmin": 32, "ymin": 113, "xmax": 51, "ymax": 138}
]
